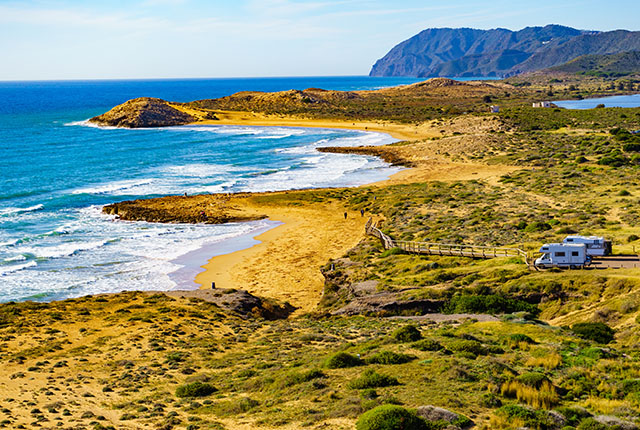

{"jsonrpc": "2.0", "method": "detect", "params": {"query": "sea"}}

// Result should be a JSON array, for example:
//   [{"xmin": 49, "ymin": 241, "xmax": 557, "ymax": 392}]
[
  {"xmin": 0, "ymin": 76, "xmax": 430, "ymax": 302},
  {"xmin": 3, "ymin": 78, "xmax": 638, "ymax": 303}
]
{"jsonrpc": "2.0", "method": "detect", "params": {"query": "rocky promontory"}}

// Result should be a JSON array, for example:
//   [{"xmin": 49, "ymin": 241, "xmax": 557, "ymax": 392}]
[
  {"xmin": 103, "ymin": 194, "xmax": 267, "ymax": 224},
  {"xmin": 89, "ymin": 97, "xmax": 196, "ymax": 128}
]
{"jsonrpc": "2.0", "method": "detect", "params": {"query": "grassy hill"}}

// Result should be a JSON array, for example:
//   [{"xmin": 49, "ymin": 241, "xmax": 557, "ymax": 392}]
[{"xmin": 549, "ymin": 51, "xmax": 640, "ymax": 77}]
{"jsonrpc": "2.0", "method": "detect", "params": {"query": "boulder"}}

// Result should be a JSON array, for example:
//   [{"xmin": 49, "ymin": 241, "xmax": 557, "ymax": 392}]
[{"xmin": 594, "ymin": 415, "xmax": 638, "ymax": 430}]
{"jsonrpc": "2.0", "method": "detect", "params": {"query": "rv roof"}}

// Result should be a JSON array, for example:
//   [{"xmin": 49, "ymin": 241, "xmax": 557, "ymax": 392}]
[{"xmin": 565, "ymin": 235, "xmax": 603, "ymax": 240}]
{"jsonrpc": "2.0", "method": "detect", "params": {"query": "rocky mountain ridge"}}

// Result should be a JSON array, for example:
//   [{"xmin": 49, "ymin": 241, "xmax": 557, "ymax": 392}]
[{"xmin": 370, "ymin": 25, "xmax": 640, "ymax": 77}]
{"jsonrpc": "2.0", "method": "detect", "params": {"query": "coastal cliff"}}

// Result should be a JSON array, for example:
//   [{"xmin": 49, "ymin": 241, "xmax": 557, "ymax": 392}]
[{"xmin": 89, "ymin": 97, "xmax": 196, "ymax": 128}]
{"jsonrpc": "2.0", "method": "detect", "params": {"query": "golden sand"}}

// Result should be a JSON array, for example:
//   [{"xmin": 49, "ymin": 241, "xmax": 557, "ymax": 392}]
[{"xmin": 184, "ymin": 111, "xmax": 518, "ymax": 312}]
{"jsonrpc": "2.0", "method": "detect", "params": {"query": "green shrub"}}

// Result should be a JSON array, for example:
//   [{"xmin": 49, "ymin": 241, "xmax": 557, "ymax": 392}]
[
  {"xmin": 349, "ymin": 369, "xmax": 400, "ymax": 389},
  {"xmin": 444, "ymin": 295, "xmax": 539, "ymax": 316},
  {"xmin": 282, "ymin": 369, "xmax": 325, "ymax": 386},
  {"xmin": 356, "ymin": 405, "xmax": 427, "ymax": 430},
  {"xmin": 509, "ymin": 334, "xmax": 535, "ymax": 344},
  {"xmin": 496, "ymin": 405, "xmax": 553, "ymax": 429},
  {"xmin": 365, "ymin": 351, "xmax": 415, "ymax": 365},
  {"xmin": 622, "ymin": 379, "xmax": 640, "ymax": 393},
  {"xmin": 576, "ymin": 418, "xmax": 608, "ymax": 430},
  {"xmin": 516, "ymin": 372, "xmax": 550, "ymax": 389},
  {"xmin": 571, "ymin": 322, "xmax": 615, "ymax": 344},
  {"xmin": 411, "ymin": 339, "xmax": 443, "ymax": 352},
  {"xmin": 555, "ymin": 406, "xmax": 592, "ymax": 427},
  {"xmin": 392, "ymin": 325, "xmax": 422, "ymax": 342},
  {"xmin": 627, "ymin": 234, "xmax": 639, "ymax": 243},
  {"xmin": 524, "ymin": 221, "xmax": 552, "ymax": 232},
  {"xmin": 175, "ymin": 382, "xmax": 217, "ymax": 398},
  {"xmin": 447, "ymin": 339, "xmax": 485, "ymax": 356},
  {"xmin": 325, "ymin": 352, "xmax": 363, "ymax": 369},
  {"xmin": 380, "ymin": 247, "xmax": 407, "ymax": 258}
]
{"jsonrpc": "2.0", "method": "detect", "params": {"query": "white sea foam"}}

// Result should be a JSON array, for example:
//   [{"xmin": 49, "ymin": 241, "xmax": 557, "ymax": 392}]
[
  {"xmin": 72, "ymin": 179, "xmax": 154, "ymax": 195},
  {"xmin": 159, "ymin": 163, "xmax": 249, "ymax": 178},
  {"xmin": 17, "ymin": 239, "xmax": 110, "ymax": 260},
  {"xmin": 3, "ymin": 254, "xmax": 27, "ymax": 263},
  {"xmin": 64, "ymin": 119, "xmax": 121, "ymax": 130},
  {"xmin": 0, "ymin": 261, "xmax": 37, "ymax": 276},
  {"xmin": 0, "ymin": 204, "xmax": 44, "ymax": 216},
  {"xmin": 0, "ymin": 124, "xmax": 402, "ymax": 301}
]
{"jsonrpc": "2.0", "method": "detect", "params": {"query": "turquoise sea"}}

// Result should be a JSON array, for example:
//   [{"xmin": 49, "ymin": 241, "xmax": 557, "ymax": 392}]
[
  {"xmin": 4, "ymin": 78, "xmax": 637, "ymax": 303},
  {"xmin": 0, "ymin": 76, "xmax": 429, "ymax": 302}
]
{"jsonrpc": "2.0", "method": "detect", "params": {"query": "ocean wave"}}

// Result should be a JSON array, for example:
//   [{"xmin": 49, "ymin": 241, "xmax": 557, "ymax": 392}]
[
  {"xmin": 0, "ymin": 261, "xmax": 37, "ymax": 275},
  {"xmin": 72, "ymin": 179, "xmax": 153, "ymax": 195},
  {"xmin": 0, "ymin": 204, "xmax": 44, "ymax": 216},
  {"xmin": 3, "ymin": 254, "xmax": 27, "ymax": 263},
  {"xmin": 64, "ymin": 119, "xmax": 120, "ymax": 130},
  {"xmin": 158, "ymin": 163, "xmax": 249, "ymax": 178},
  {"xmin": 17, "ymin": 239, "xmax": 110, "ymax": 260}
]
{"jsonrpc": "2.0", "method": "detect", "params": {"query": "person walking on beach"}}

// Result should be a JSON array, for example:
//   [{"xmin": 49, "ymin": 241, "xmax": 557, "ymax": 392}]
[
  {"xmin": 360, "ymin": 209, "xmax": 364, "ymax": 217},
  {"xmin": 344, "ymin": 212, "xmax": 348, "ymax": 220}
]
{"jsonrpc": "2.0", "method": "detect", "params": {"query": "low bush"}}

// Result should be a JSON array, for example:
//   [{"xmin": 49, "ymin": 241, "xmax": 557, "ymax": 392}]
[
  {"xmin": 524, "ymin": 221, "xmax": 552, "ymax": 232},
  {"xmin": 282, "ymin": 369, "xmax": 325, "ymax": 386},
  {"xmin": 576, "ymin": 418, "xmax": 608, "ymax": 430},
  {"xmin": 325, "ymin": 352, "xmax": 363, "ymax": 369},
  {"xmin": 411, "ymin": 339, "xmax": 443, "ymax": 352},
  {"xmin": 554, "ymin": 406, "xmax": 592, "ymax": 427},
  {"xmin": 356, "ymin": 405, "xmax": 427, "ymax": 430},
  {"xmin": 175, "ymin": 382, "xmax": 217, "ymax": 398},
  {"xmin": 516, "ymin": 372, "xmax": 549, "ymax": 389},
  {"xmin": 446, "ymin": 339, "xmax": 486, "ymax": 356},
  {"xmin": 380, "ymin": 247, "xmax": 407, "ymax": 258},
  {"xmin": 392, "ymin": 325, "xmax": 422, "ymax": 342},
  {"xmin": 365, "ymin": 351, "xmax": 415, "ymax": 365},
  {"xmin": 509, "ymin": 333, "xmax": 535, "ymax": 344},
  {"xmin": 349, "ymin": 369, "xmax": 400, "ymax": 389},
  {"xmin": 444, "ymin": 294, "xmax": 539, "ymax": 316},
  {"xmin": 571, "ymin": 322, "xmax": 615, "ymax": 344}
]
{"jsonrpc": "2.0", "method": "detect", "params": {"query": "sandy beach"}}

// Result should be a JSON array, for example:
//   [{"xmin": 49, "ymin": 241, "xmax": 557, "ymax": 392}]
[
  {"xmin": 193, "ymin": 194, "xmax": 370, "ymax": 314},
  {"xmin": 182, "ymin": 111, "xmax": 518, "ymax": 312}
]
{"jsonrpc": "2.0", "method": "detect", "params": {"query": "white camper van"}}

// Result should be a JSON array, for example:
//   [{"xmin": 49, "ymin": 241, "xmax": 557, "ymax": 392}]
[
  {"xmin": 562, "ymin": 235, "xmax": 611, "ymax": 256},
  {"xmin": 535, "ymin": 243, "xmax": 592, "ymax": 269}
]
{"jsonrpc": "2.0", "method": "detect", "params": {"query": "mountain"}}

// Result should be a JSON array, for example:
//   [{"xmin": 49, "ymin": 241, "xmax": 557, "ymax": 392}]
[
  {"xmin": 370, "ymin": 25, "xmax": 640, "ymax": 77},
  {"xmin": 546, "ymin": 50, "xmax": 640, "ymax": 76}
]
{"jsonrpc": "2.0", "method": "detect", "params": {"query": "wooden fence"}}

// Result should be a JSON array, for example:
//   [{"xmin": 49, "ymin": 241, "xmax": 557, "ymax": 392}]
[{"xmin": 365, "ymin": 218, "xmax": 530, "ymax": 266}]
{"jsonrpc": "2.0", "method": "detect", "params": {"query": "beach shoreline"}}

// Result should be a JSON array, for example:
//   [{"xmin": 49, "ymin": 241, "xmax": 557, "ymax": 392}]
[{"xmin": 178, "ymin": 112, "xmax": 517, "ymax": 313}]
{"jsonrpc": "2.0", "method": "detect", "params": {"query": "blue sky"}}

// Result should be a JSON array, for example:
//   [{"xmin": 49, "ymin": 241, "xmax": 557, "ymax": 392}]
[{"xmin": 0, "ymin": 0, "xmax": 638, "ymax": 80}]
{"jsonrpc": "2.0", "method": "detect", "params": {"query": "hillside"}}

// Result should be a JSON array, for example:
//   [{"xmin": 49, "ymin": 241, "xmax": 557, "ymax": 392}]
[
  {"xmin": 370, "ymin": 25, "xmax": 640, "ymax": 78},
  {"xmin": 547, "ymin": 51, "xmax": 640, "ymax": 77}
]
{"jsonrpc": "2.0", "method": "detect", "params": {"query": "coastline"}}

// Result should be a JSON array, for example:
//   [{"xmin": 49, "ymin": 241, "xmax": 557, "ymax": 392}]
[{"xmin": 183, "ymin": 113, "xmax": 518, "ymax": 312}]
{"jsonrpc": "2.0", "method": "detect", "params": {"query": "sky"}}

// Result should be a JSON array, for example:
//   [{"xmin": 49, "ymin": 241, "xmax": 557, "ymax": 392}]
[{"xmin": 0, "ymin": 0, "xmax": 639, "ymax": 80}]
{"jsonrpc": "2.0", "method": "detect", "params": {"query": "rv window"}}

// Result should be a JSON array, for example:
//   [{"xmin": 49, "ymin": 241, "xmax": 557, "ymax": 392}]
[
  {"xmin": 566, "ymin": 238, "xmax": 573, "ymax": 242},
  {"xmin": 572, "ymin": 251, "xmax": 579, "ymax": 256},
  {"xmin": 555, "ymin": 252, "xmax": 566, "ymax": 257}
]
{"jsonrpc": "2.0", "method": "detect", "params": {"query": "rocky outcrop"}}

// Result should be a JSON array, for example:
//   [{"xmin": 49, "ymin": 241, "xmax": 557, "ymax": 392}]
[
  {"xmin": 165, "ymin": 289, "xmax": 296, "ymax": 320},
  {"xmin": 317, "ymin": 146, "xmax": 415, "ymax": 167},
  {"xmin": 102, "ymin": 195, "xmax": 266, "ymax": 224},
  {"xmin": 89, "ymin": 97, "xmax": 195, "ymax": 128}
]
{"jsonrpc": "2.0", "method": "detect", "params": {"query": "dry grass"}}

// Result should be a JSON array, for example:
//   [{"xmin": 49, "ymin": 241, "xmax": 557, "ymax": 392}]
[
  {"xmin": 525, "ymin": 349, "xmax": 563, "ymax": 370},
  {"xmin": 584, "ymin": 396, "xmax": 631, "ymax": 414},
  {"xmin": 500, "ymin": 380, "xmax": 559, "ymax": 409}
]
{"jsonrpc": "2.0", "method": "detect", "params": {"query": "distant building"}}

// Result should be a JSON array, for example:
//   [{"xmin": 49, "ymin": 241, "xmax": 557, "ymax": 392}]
[
  {"xmin": 490, "ymin": 105, "xmax": 500, "ymax": 113},
  {"xmin": 532, "ymin": 101, "xmax": 552, "ymax": 108}
]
